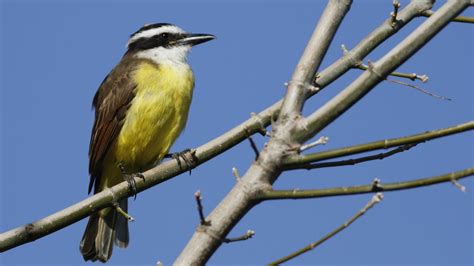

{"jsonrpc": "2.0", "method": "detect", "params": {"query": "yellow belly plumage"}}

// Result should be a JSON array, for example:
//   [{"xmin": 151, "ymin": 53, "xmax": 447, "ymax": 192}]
[{"xmin": 100, "ymin": 61, "xmax": 194, "ymax": 188}]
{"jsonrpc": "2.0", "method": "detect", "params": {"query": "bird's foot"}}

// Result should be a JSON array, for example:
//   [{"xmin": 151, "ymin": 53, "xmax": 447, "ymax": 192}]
[
  {"xmin": 165, "ymin": 149, "xmax": 198, "ymax": 175},
  {"xmin": 118, "ymin": 163, "xmax": 145, "ymax": 200}
]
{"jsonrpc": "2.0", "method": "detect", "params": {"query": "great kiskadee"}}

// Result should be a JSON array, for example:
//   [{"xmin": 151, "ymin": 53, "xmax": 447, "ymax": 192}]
[{"xmin": 79, "ymin": 23, "xmax": 214, "ymax": 262}]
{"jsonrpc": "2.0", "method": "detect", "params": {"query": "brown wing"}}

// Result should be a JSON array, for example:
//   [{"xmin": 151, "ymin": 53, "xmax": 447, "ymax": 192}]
[{"xmin": 88, "ymin": 57, "xmax": 138, "ymax": 194}]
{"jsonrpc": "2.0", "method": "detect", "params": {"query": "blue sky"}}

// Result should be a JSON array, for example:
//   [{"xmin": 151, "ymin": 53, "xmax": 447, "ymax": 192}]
[{"xmin": 1, "ymin": 0, "xmax": 473, "ymax": 265}]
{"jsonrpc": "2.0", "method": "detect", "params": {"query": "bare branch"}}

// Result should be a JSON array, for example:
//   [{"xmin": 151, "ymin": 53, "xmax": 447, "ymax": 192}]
[
  {"xmin": 386, "ymin": 78, "xmax": 451, "ymax": 100},
  {"xmin": 232, "ymin": 167, "xmax": 241, "ymax": 182},
  {"xmin": 354, "ymin": 62, "xmax": 429, "ymax": 82},
  {"xmin": 114, "ymin": 203, "xmax": 135, "ymax": 222},
  {"xmin": 391, "ymin": 0, "xmax": 401, "ymax": 27},
  {"xmin": 246, "ymin": 134, "xmax": 260, "ymax": 160},
  {"xmin": 301, "ymin": 0, "xmax": 470, "ymax": 143},
  {"xmin": 257, "ymin": 168, "xmax": 474, "ymax": 201},
  {"xmin": 313, "ymin": 0, "xmax": 434, "ymax": 87},
  {"xmin": 299, "ymin": 136, "xmax": 329, "ymax": 152},
  {"xmin": 284, "ymin": 121, "xmax": 474, "ymax": 168},
  {"xmin": 0, "ymin": 0, "xmax": 437, "ymax": 254},
  {"xmin": 451, "ymin": 179, "xmax": 467, "ymax": 192},
  {"xmin": 285, "ymin": 144, "xmax": 417, "ymax": 170},
  {"xmin": 223, "ymin": 230, "xmax": 255, "ymax": 244},
  {"xmin": 175, "ymin": 1, "xmax": 353, "ymax": 264},
  {"xmin": 268, "ymin": 193, "xmax": 384, "ymax": 265},
  {"xmin": 421, "ymin": 10, "xmax": 474, "ymax": 23},
  {"xmin": 195, "ymin": 191, "xmax": 210, "ymax": 226}
]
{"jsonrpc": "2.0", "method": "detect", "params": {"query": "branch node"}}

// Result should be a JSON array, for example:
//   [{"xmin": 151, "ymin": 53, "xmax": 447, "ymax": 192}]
[
  {"xmin": 223, "ymin": 229, "xmax": 255, "ymax": 243},
  {"xmin": 417, "ymin": 74, "xmax": 429, "ymax": 83},
  {"xmin": 250, "ymin": 112, "xmax": 268, "ymax": 136},
  {"xmin": 298, "ymin": 118, "xmax": 309, "ymax": 132},
  {"xmin": 372, "ymin": 178, "xmax": 382, "ymax": 191},
  {"xmin": 232, "ymin": 167, "xmax": 241, "ymax": 182},
  {"xmin": 299, "ymin": 136, "xmax": 329, "ymax": 152},
  {"xmin": 286, "ymin": 79, "xmax": 321, "ymax": 95},
  {"xmin": 243, "ymin": 126, "xmax": 260, "ymax": 160},
  {"xmin": 367, "ymin": 60, "xmax": 384, "ymax": 80},
  {"xmin": 292, "ymin": 188, "xmax": 300, "ymax": 196},
  {"xmin": 356, "ymin": 61, "xmax": 429, "ymax": 83},
  {"xmin": 340, "ymin": 44, "xmax": 362, "ymax": 67},
  {"xmin": 194, "ymin": 190, "xmax": 211, "ymax": 226}
]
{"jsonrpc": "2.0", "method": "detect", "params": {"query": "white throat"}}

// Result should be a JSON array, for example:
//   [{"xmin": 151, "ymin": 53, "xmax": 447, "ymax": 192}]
[{"xmin": 135, "ymin": 45, "xmax": 191, "ymax": 67}]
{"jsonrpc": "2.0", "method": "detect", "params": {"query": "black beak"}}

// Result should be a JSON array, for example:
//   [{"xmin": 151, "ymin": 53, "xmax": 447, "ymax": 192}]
[{"xmin": 178, "ymin": 33, "xmax": 216, "ymax": 46}]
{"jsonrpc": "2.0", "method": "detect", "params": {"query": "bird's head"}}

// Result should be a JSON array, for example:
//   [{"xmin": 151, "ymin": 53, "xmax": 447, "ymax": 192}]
[{"xmin": 126, "ymin": 23, "xmax": 215, "ymax": 65}]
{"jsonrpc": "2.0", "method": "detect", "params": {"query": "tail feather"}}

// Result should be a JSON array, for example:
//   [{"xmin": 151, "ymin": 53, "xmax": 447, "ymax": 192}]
[
  {"xmin": 114, "ymin": 199, "xmax": 129, "ymax": 248},
  {"xmin": 79, "ymin": 199, "xmax": 129, "ymax": 262}
]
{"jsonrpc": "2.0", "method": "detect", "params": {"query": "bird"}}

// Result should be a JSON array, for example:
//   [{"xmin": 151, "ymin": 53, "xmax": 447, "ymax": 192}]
[{"xmin": 79, "ymin": 23, "xmax": 215, "ymax": 262}]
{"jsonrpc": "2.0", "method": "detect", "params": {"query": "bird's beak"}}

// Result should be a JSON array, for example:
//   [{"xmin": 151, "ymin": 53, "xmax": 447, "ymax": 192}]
[{"xmin": 178, "ymin": 33, "xmax": 216, "ymax": 46}]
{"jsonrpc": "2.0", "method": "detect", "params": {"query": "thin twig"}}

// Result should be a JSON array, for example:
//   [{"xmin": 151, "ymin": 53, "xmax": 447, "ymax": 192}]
[
  {"xmin": 451, "ymin": 179, "xmax": 466, "ymax": 192},
  {"xmin": 284, "ymin": 121, "xmax": 474, "ymax": 168},
  {"xmin": 223, "ymin": 230, "xmax": 255, "ymax": 244},
  {"xmin": 194, "ymin": 191, "xmax": 210, "ymax": 226},
  {"xmin": 300, "ymin": 136, "xmax": 329, "ymax": 152},
  {"xmin": 391, "ymin": 0, "xmax": 401, "ymax": 27},
  {"xmin": 232, "ymin": 167, "xmax": 241, "ymax": 182},
  {"xmin": 257, "ymin": 168, "xmax": 474, "ymax": 201},
  {"xmin": 247, "ymin": 134, "xmax": 260, "ymax": 160},
  {"xmin": 114, "ymin": 203, "xmax": 135, "ymax": 222},
  {"xmin": 386, "ymin": 78, "xmax": 451, "ymax": 101},
  {"xmin": 354, "ymin": 63, "xmax": 428, "ymax": 82},
  {"xmin": 421, "ymin": 10, "xmax": 474, "ymax": 24},
  {"xmin": 268, "ymin": 193, "xmax": 384, "ymax": 265},
  {"xmin": 286, "ymin": 144, "xmax": 416, "ymax": 170}
]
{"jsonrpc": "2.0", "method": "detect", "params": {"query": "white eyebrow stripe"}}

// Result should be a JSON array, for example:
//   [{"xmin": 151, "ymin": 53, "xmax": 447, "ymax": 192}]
[{"xmin": 127, "ymin": 25, "xmax": 185, "ymax": 47}]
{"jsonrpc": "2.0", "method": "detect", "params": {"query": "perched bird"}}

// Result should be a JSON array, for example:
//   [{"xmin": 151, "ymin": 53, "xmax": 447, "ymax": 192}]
[{"xmin": 79, "ymin": 23, "xmax": 214, "ymax": 262}]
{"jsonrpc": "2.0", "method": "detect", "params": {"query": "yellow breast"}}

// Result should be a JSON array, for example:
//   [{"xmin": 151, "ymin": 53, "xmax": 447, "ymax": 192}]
[{"xmin": 115, "ymin": 61, "xmax": 194, "ymax": 170}]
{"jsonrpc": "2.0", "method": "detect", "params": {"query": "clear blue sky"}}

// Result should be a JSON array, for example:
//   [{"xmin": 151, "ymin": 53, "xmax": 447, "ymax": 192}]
[{"xmin": 1, "ymin": 0, "xmax": 473, "ymax": 265}]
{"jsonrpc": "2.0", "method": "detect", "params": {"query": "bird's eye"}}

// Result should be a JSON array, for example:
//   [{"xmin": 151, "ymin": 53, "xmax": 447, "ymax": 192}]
[{"xmin": 160, "ymin": 33, "xmax": 169, "ymax": 39}]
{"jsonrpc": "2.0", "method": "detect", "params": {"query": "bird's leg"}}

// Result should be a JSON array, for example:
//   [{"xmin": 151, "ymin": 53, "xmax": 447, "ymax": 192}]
[
  {"xmin": 118, "ymin": 162, "xmax": 145, "ymax": 200},
  {"xmin": 164, "ymin": 149, "xmax": 197, "ymax": 175}
]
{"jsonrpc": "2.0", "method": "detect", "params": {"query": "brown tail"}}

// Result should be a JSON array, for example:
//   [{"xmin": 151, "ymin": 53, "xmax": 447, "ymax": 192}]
[{"xmin": 79, "ymin": 199, "xmax": 129, "ymax": 262}]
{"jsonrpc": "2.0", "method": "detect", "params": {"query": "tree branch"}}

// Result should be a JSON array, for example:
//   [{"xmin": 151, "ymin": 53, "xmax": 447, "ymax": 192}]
[
  {"xmin": 353, "ymin": 62, "xmax": 428, "ymax": 82},
  {"xmin": 268, "ymin": 193, "xmax": 384, "ymax": 265},
  {"xmin": 223, "ymin": 230, "xmax": 255, "ymax": 244},
  {"xmin": 0, "ymin": 0, "xmax": 437, "ymax": 254},
  {"xmin": 284, "ymin": 121, "xmax": 474, "ymax": 168},
  {"xmin": 385, "ymin": 78, "xmax": 451, "ymax": 100},
  {"xmin": 285, "ymin": 144, "xmax": 417, "ymax": 170},
  {"xmin": 300, "ymin": 0, "xmax": 471, "ymax": 143},
  {"xmin": 257, "ymin": 168, "xmax": 474, "ymax": 200},
  {"xmin": 194, "ymin": 191, "xmax": 210, "ymax": 226},
  {"xmin": 313, "ymin": 0, "xmax": 434, "ymax": 88},
  {"xmin": 421, "ymin": 9, "xmax": 474, "ymax": 23},
  {"xmin": 175, "ymin": 1, "xmax": 353, "ymax": 264}
]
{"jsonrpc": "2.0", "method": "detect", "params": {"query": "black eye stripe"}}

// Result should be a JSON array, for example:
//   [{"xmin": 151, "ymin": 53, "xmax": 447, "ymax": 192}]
[{"xmin": 127, "ymin": 33, "xmax": 184, "ymax": 51}]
